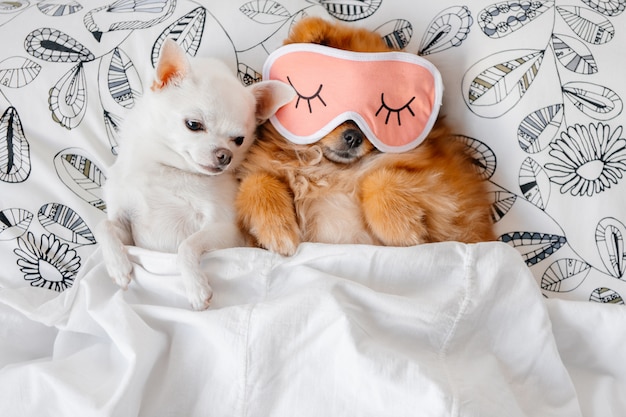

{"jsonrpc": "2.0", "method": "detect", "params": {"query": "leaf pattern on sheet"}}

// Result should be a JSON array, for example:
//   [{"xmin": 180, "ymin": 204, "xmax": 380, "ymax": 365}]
[
  {"xmin": 464, "ymin": 50, "xmax": 544, "ymax": 118},
  {"xmin": 0, "ymin": 0, "xmax": 29, "ymax": 13},
  {"xmin": 14, "ymin": 232, "xmax": 80, "ymax": 292},
  {"xmin": 238, "ymin": 63, "xmax": 261, "ymax": 86},
  {"xmin": 454, "ymin": 135, "xmax": 496, "ymax": 180},
  {"xmin": 551, "ymin": 33, "xmax": 598, "ymax": 74},
  {"xmin": 418, "ymin": 6, "xmax": 472, "ymax": 55},
  {"xmin": 545, "ymin": 123, "xmax": 626, "ymax": 197},
  {"xmin": 595, "ymin": 217, "xmax": 625, "ymax": 278},
  {"xmin": 288, "ymin": 9, "xmax": 309, "ymax": 33},
  {"xmin": 107, "ymin": 47, "xmax": 142, "ymax": 109},
  {"xmin": 38, "ymin": 203, "xmax": 96, "ymax": 246},
  {"xmin": 490, "ymin": 191, "xmax": 517, "ymax": 223},
  {"xmin": 53, "ymin": 150, "xmax": 106, "ymax": 212},
  {"xmin": 25, "ymin": 28, "xmax": 95, "ymax": 63},
  {"xmin": 556, "ymin": 6, "xmax": 614, "ymax": 45},
  {"xmin": 0, "ymin": 208, "xmax": 33, "ymax": 241},
  {"xmin": 0, "ymin": 0, "xmax": 619, "ymax": 304},
  {"xmin": 0, "ymin": 106, "xmax": 31, "ymax": 184},
  {"xmin": 240, "ymin": 0, "xmax": 290, "ymax": 24},
  {"xmin": 37, "ymin": 1, "xmax": 83, "ymax": 16},
  {"xmin": 519, "ymin": 157, "xmax": 550, "ymax": 210},
  {"xmin": 151, "ymin": 6, "xmax": 206, "ymax": 67},
  {"xmin": 518, "ymin": 104, "xmax": 563, "ymax": 153},
  {"xmin": 311, "ymin": 0, "xmax": 382, "ymax": 22},
  {"xmin": 49, "ymin": 63, "xmax": 87, "ymax": 129},
  {"xmin": 590, "ymin": 287, "xmax": 624, "ymax": 304},
  {"xmin": 84, "ymin": 0, "xmax": 176, "ymax": 42},
  {"xmin": 582, "ymin": 0, "xmax": 625, "ymax": 16},
  {"xmin": 0, "ymin": 57, "xmax": 41, "ymax": 88},
  {"xmin": 562, "ymin": 82, "xmax": 622, "ymax": 120},
  {"xmin": 500, "ymin": 231, "xmax": 567, "ymax": 266},
  {"xmin": 104, "ymin": 111, "xmax": 122, "ymax": 155},
  {"xmin": 152, "ymin": 7, "xmax": 206, "ymax": 67},
  {"xmin": 375, "ymin": 19, "xmax": 412, "ymax": 50},
  {"xmin": 541, "ymin": 258, "xmax": 591, "ymax": 292},
  {"xmin": 478, "ymin": 0, "xmax": 554, "ymax": 38}
]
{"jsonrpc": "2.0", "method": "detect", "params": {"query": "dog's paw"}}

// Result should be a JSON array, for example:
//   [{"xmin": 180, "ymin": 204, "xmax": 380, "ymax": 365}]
[
  {"xmin": 237, "ymin": 173, "xmax": 301, "ymax": 256},
  {"xmin": 106, "ymin": 259, "xmax": 133, "ymax": 290},
  {"xmin": 181, "ymin": 266, "xmax": 213, "ymax": 311},
  {"xmin": 260, "ymin": 231, "xmax": 299, "ymax": 257},
  {"xmin": 360, "ymin": 169, "xmax": 431, "ymax": 246},
  {"xmin": 185, "ymin": 278, "xmax": 213, "ymax": 311}
]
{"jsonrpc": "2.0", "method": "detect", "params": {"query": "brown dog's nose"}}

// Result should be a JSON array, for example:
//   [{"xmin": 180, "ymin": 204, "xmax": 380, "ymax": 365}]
[
  {"xmin": 215, "ymin": 148, "xmax": 232, "ymax": 167},
  {"xmin": 342, "ymin": 128, "xmax": 364, "ymax": 149}
]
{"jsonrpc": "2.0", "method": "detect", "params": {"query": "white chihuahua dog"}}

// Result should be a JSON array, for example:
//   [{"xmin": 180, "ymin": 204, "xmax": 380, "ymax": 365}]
[{"xmin": 97, "ymin": 39, "xmax": 294, "ymax": 310}]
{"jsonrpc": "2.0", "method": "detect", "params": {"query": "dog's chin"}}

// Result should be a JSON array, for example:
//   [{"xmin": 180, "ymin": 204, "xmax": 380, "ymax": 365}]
[
  {"xmin": 184, "ymin": 153, "xmax": 230, "ymax": 175},
  {"xmin": 322, "ymin": 147, "xmax": 363, "ymax": 164},
  {"xmin": 198, "ymin": 165, "xmax": 226, "ymax": 175},
  {"xmin": 187, "ymin": 157, "xmax": 229, "ymax": 175}
]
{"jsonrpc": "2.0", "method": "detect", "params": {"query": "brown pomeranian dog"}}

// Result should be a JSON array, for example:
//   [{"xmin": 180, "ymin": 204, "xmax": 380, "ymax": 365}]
[{"xmin": 236, "ymin": 17, "xmax": 495, "ymax": 256}]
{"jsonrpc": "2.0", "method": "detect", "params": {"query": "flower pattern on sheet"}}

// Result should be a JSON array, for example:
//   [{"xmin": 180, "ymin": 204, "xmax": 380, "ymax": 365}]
[
  {"xmin": 460, "ymin": 0, "xmax": 626, "ymax": 300},
  {"xmin": 14, "ymin": 232, "xmax": 80, "ymax": 292},
  {"xmin": 0, "ymin": 0, "xmax": 624, "ymax": 304},
  {"xmin": 545, "ymin": 123, "xmax": 626, "ymax": 196}
]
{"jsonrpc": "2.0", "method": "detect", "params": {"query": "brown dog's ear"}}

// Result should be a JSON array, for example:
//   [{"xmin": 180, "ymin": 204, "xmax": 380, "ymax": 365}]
[
  {"xmin": 151, "ymin": 39, "xmax": 190, "ymax": 91},
  {"xmin": 250, "ymin": 80, "xmax": 296, "ymax": 124}
]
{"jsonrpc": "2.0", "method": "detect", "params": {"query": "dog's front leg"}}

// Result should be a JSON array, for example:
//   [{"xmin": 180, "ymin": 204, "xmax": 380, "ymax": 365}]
[
  {"xmin": 97, "ymin": 218, "xmax": 134, "ymax": 289},
  {"xmin": 236, "ymin": 172, "xmax": 300, "ymax": 256},
  {"xmin": 178, "ymin": 224, "xmax": 241, "ymax": 311}
]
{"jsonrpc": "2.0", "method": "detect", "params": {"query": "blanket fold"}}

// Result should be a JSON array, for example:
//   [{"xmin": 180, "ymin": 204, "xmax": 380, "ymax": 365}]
[{"xmin": 0, "ymin": 242, "xmax": 601, "ymax": 416}]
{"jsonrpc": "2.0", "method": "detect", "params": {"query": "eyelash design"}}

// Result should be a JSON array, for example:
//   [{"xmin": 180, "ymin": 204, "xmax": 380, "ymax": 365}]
[
  {"xmin": 375, "ymin": 93, "xmax": 416, "ymax": 126},
  {"xmin": 287, "ymin": 76, "xmax": 327, "ymax": 113}
]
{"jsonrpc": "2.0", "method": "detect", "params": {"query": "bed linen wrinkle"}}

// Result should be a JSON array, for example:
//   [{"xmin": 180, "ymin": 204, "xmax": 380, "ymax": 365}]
[
  {"xmin": 438, "ymin": 243, "xmax": 477, "ymax": 417},
  {"xmin": 0, "ymin": 241, "xmax": 617, "ymax": 416},
  {"xmin": 452, "ymin": 244, "xmax": 582, "ymax": 417},
  {"xmin": 547, "ymin": 299, "xmax": 626, "ymax": 416},
  {"xmin": 1, "ymin": 2, "xmax": 625, "ymax": 416}
]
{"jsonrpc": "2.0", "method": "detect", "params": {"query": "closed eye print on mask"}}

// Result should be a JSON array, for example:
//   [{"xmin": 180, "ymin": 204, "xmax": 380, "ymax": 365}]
[
  {"xmin": 376, "ymin": 93, "xmax": 416, "ymax": 126},
  {"xmin": 263, "ymin": 43, "xmax": 443, "ymax": 153},
  {"xmin": 287, "ymin": 76, "xmax": 326, "ymax": 113},
  {"xmin": 289, "ymin": 77, "xmax": 415, "ymax": 127}
]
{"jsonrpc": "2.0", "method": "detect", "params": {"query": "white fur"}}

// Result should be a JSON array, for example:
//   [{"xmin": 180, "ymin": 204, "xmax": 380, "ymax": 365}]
[{"xmin": 97, "ymin": 39, "xmax": 294, "ymax": 310}]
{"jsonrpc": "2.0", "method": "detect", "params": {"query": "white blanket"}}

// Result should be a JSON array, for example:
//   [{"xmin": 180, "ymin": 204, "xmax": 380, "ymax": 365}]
[{"xmin": 0, "ymin": 242, "xmax": 624, "ymax": 417}]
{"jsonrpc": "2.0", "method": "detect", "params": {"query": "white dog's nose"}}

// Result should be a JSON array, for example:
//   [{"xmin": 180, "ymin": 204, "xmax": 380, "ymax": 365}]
[{"xmin": 215, "ymin": 148, "xmax": 232, "ymax": 167}]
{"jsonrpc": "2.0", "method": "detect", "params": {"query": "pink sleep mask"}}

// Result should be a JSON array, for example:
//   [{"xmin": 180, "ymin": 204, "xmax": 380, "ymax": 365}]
[{"xmin": 262, "ymin": 43, "xmax": 443, "ymax": 153}]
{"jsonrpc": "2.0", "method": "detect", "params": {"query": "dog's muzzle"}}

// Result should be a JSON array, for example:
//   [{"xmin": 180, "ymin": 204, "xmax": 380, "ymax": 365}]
[{"xmin": 214, "ymin": 148, "xmax": 232, "ymax": 168}]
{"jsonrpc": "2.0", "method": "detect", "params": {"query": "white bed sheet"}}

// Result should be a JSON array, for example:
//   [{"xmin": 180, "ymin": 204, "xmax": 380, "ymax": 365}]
[
  {"xmin": 1, "ymin": 241, "xmax": 623, "ymax": 417},
  {"xmin": 1, "ymin": 2, "xmax": 626, "ymax": 416}
]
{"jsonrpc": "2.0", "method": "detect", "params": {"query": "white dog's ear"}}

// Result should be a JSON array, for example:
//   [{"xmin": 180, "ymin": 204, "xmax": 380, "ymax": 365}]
[
  {"xmin": 151, "ymin": 39, "xmax": 190, "ymax": 91},
  {"xmin": 250, "ymin": 80, "xmax": 296, "ymax": 124}
]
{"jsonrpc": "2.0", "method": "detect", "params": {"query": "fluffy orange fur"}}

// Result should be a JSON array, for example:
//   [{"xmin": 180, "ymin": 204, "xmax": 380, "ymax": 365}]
[{"xmin": 236, "ymin": 17, "xmax": 495, "ymax": 256}]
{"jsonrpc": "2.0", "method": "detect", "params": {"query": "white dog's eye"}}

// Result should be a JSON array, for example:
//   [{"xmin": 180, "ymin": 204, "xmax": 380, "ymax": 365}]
[
  {"xmin": 185, "ymin": 119, "xmax": 205, "ymax": 132},
  {"xmin": 232, "ymin": 136, "xmax": 245, "ymax": 146}
]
